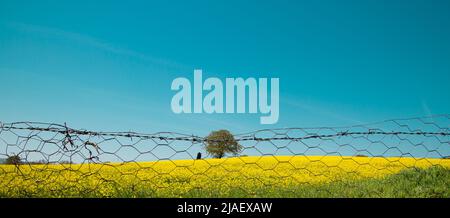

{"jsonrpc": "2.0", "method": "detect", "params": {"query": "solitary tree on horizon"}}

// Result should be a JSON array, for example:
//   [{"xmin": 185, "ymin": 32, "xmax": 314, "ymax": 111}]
[{"xmin": 204, "ymin": 130, "xmax": 242, "ymax": 159}]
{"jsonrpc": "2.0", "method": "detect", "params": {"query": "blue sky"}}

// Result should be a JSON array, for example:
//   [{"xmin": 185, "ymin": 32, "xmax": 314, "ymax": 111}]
[{"xmin": 1, "ymin": 0, "xmax": 449, "ymax": 137}]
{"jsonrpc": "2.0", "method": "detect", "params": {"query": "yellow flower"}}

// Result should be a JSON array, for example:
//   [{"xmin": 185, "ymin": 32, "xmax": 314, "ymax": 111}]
[{"xmin": 0, "ymin": 156, "xmax": 449, "ymax": 197}]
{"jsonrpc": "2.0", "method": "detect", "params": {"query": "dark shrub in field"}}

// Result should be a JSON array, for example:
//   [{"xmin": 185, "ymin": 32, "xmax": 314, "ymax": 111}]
[{"xmin": 5, "ymin": 154, "xmax": 22, "ymax": 165}]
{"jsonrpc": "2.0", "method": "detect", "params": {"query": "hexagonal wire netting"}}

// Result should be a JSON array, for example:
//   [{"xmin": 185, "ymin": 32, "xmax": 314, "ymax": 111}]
[{"xmin": 0, "ymin": 115, "xmax": 449, "ymax": 197}]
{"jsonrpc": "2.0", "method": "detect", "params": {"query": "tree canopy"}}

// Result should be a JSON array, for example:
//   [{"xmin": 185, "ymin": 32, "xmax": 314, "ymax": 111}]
[{"xmin": 204, "ymin": 130, "xmax": 242, "ymax": 159}]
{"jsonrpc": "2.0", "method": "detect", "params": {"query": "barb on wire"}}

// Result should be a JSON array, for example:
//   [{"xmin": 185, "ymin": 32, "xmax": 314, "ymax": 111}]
[{"xmin": 62, "ymin": 122, "xmax": 74, "ymax": 151}]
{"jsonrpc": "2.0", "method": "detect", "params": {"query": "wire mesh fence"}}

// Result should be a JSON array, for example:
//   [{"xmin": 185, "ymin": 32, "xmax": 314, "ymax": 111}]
[{"xmin": 0, "ymin": 115, "xmax": 449, "ymax": 197}]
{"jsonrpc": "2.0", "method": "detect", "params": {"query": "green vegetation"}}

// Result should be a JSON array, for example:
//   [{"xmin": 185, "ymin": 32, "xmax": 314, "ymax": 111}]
[
  {"xmin": 271, "ymin": 165, "xmax": 449, "ymax": 198},
  {"xmin": 1, "ymin": 165, "xmax": 447, "ymax": 198},
  {"xmin": 204, "ymin": 130, "xmax": 242, "ymax": 159},
  {"xmin": 5, "ymin": 155, "xmax": 21, "ymax": 165},
  {"xmin": 180, "ymin": 166, "xmax": 450, "ymax": 198}
]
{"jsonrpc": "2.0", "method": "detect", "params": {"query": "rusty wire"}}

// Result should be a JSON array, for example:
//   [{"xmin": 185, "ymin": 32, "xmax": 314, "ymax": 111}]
[{"xmin": 0, "ymin": 114, "xmax": 449, "ymax": 197}]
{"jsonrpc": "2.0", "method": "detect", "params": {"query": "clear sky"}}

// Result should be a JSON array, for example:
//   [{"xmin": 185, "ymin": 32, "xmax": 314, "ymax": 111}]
[{"xmin": 1, "ymin": 0, "xmax": 449, "ymax": 137}]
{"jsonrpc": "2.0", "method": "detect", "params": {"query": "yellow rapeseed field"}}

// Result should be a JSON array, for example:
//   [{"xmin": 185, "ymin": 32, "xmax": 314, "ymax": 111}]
[{"xmin": 0, "ymin": 156, "xmax": 449, "ymax": 197}]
